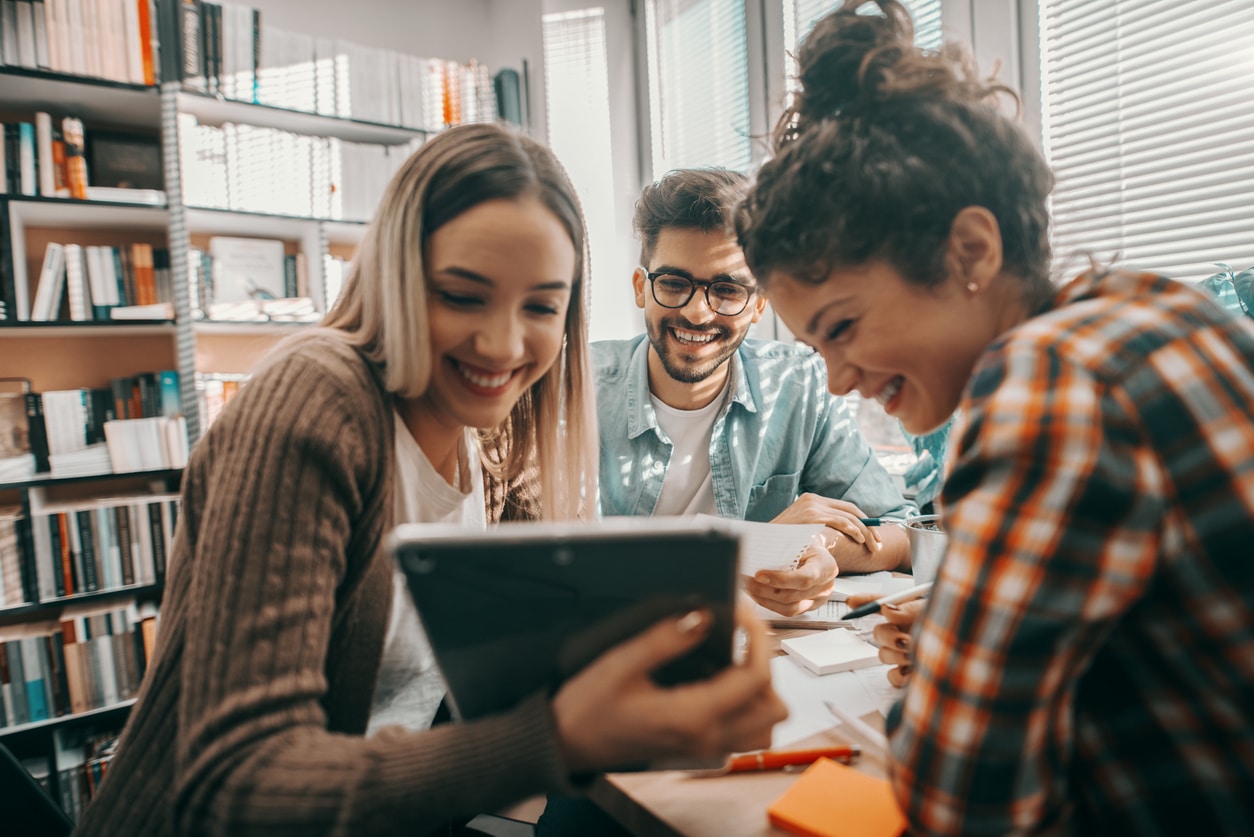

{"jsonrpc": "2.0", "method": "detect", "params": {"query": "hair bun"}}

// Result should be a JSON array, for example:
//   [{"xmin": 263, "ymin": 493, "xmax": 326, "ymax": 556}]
[{"xmin": 791, "ymin": 1, "xmax": 914, "ymax": 121}]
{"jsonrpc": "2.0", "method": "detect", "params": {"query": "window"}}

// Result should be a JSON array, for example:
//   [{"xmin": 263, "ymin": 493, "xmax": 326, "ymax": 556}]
[
  {"xmin": 784, "ymin": 0, "xmax": 942, "ymax": 87},
  {"xmin": 644, "ymin": 0, "xmax": 754, "ymax": 178},
  {"xmin": 1037, "ymin": 1, "xmax": 1254, "ymax": 280},
  {"xmin": 542, "ymin": 8, "xmax": 621, "ymax": 338}
]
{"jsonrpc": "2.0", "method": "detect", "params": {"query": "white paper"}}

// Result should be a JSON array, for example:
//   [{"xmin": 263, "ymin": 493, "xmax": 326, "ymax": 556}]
[
  {"xmin": 781, "ymin": 629, "xmax": 881, "ymax": 675},
  {"xmin": 695, "ymin": 514, "xmax": 825, "ymax": 575},
  {"xmin": 769, "ymin": 655, "xmax": 900, "ymax": 748}
]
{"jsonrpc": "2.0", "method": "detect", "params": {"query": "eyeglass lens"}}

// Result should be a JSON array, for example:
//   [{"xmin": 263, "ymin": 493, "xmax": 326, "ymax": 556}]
[{"xmin": 651, "ymin": 274, "xmax": 751, "ymax": 315}]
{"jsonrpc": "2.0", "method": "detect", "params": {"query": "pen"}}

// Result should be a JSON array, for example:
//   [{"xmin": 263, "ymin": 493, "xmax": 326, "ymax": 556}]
[
  {"xmin": 844, "ymin": 581, "xmax": 934, "ymax": 619},
  {"xmin": 688, "ymin": 745, "xmax": 861, "ymax": 776},
  {"xmin": 857, "ymin": 517, "xmax": 907, "ymax": 526},
  {"xmin": 725, "ymin": 745, "xmax": 860, "ymax": 772}
]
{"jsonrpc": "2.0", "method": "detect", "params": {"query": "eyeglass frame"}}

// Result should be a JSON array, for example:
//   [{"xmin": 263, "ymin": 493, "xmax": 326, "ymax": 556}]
[{"xmin": 641, "ymin": 269, "xmax": 758, "ymax": 317}]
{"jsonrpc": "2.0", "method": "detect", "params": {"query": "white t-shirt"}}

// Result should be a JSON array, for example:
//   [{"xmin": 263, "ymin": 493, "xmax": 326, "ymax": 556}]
[
  {"xmin": 650, "ymin": 382, "xmax": 728, "ymax": 516},
  {"xmin": 367, "ymin": 415, "xmax": 486, "ymax": 735}
]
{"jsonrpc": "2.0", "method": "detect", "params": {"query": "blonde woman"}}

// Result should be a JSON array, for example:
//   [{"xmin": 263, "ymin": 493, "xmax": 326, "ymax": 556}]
[{"xmin": 77, "ymin": 123, "xmax": 785, "ymax": 837}]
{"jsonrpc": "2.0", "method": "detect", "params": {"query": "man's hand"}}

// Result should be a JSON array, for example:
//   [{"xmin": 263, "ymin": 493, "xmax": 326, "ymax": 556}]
[
  {"xmin": 846, "ymin": 592, "xmax": 924, "ymax": 688},
  {"xmin": 770, "ymin": 493, "xmax": 880, "ymax": 551},
  {"xmin": 744, "ymin": 545, "xmax": 837, "ymax": 616},
  {"xmin": 770, "ymin": 493, "xmax": 910, "ymax": 574}
]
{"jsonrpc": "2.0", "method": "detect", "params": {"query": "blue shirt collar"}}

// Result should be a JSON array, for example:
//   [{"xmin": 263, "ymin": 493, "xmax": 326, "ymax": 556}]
[{"xmin": 625, "ymin": 339, "xmax": 759, "ymax": 440}]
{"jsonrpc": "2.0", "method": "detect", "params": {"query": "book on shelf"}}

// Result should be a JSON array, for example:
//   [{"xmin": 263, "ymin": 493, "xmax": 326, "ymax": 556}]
[
  {"xmin": 15, "ymin": 371, "xmax": 182, "ymax": 477},
  {"xmin": 0, "ymin": 0, "xmax": 158, "ymax": 83},
  {"xmin": 30, "ymin": 241, "xmax": 66, "ymax": 321},
  {"xmin": 85, "ymin": 131, "xmax": 162, "ymax": 191},
  {"xmin": 25, "ymin": 494, "xmax": 179, "ymax": 600},
  {"xmin": 207, "ymin": 235, "xmax": 286, "ymax": 303},
  {"xmin": 83, "ymin": 186, "xmax": 166, "ymax": 205},
  {"xmin": 59, "ymin": 117, "xmax": 88, "ymax": 200},
  {"xmin": 27, "ymin": 241, "xmax": 171, "ymax": 322},
  {"xmin": 0, "ymin": 380, "xmax": 32, "ymax": 461},
  {"xmin": 0, "ymin": 505, "xmax": 31, "ymax": 606},
  {"xmin": 0, "ymin": 600, "xmax": 161, "ymax": 733},
  {"xmin": 176, "ymin": 1, "xmax": 496, "ymax": 129}
]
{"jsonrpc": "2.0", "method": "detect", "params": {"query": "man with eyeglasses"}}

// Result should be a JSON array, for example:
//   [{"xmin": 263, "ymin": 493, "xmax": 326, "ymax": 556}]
[{"xmin": 592, "ymin": 168, "xmax": 915, "ymax": 616}]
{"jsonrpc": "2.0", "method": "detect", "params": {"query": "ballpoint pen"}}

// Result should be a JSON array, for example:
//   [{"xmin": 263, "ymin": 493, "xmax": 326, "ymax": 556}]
[
  {"xmin": 689, "ymin": 745, "xmax": 861, "ymax": 776},
  {"xmin": 857, "ymin": 517, "xmax": 904, "ymax": 526},
  {"xmin": 844, "ymin": 581, "xmax": 934, "ymax": 619}
]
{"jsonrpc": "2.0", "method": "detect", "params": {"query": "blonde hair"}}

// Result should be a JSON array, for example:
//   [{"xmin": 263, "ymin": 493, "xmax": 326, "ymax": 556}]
[{"xmin": 321, "ymin": 123, "xmax": 598, "ymax": 520}]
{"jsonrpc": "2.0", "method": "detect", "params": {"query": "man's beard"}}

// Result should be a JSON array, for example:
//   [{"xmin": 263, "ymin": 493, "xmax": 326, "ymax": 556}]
[{"xmin": 645, "ymin": 315, "xmax": 745, "ymax": 384}]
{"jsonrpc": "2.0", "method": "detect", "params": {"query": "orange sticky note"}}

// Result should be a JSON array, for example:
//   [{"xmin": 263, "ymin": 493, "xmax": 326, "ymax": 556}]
[{"xmin": 767, "ymin": 757, "xmax": 906, "ymax": 837}]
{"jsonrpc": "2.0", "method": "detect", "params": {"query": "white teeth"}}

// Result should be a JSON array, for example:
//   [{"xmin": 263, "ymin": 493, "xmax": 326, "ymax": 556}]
[
  {"xmin": 456, "ymin": 363, "xmax": 512, "ymax": 389},
  {"xmin": 875, "ymin": 377, "xmax": 903, "ymax": 406},
  {"xmin": 673, "ymin": 328, "xmax": 716, "ymax": 345}
]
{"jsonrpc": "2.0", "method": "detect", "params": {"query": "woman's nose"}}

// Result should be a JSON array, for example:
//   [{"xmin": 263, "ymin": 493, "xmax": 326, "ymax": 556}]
[
  {"xmin": 474, "ymin": 312, "xmax": 525, "ymax": 361},
  {"xmin": 824, "ymin": 354, "xmax": 857, "ymax": 396}
]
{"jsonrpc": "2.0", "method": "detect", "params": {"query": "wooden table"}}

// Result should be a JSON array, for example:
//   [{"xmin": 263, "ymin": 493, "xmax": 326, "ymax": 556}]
[{"xmin": 588, "ymin": 628, "xmax": 896, "ymax": 837}]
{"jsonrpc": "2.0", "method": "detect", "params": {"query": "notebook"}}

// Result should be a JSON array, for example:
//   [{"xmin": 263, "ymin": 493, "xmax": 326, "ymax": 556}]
[
  {"xmin": 693, "ymin": 514, "xmax": 825, "ymax": 574},
  {"xmin": 781, "ymin": 629, "xmax": 881, "ymax": 675},
  {"xmin": 767, "ymin": 757, "xmax": 906, "ymax": 837},
  {"xmin": 391, "ymin": 517, "xmax": 740, "ymax": 724}
]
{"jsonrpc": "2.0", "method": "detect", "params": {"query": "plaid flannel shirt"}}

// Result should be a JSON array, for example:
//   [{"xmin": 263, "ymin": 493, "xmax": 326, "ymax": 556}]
[{"xmin": 887, "ymin": 270, "xmax": 1254, "ymax": 835}]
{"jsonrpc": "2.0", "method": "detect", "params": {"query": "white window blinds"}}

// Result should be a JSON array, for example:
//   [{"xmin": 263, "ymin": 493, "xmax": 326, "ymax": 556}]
[
  {"xmin": 645, "ymin": 0, "xmax": 753, "ymax": 178},
  {"xmin": 542, "ymin": 8, "xmax": 616, "ymax": 326},
  {"xmin": 784, "ymin": 0, "xmax": 942, "ymax": 88},
  {"xmin": 1038, "ymin": 1, "xmax": 1254, "ymax": 281}
]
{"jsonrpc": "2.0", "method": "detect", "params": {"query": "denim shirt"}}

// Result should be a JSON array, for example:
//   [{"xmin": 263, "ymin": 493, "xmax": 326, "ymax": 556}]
[{"xmin": 592, "ymin": 336, "xmax": 916, "ymax": 522}]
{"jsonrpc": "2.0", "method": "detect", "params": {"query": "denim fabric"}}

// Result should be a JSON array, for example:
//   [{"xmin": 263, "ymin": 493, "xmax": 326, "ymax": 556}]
[{"xmin": 592, "ymin": 336, "xmax": 916, "ymax": 522}]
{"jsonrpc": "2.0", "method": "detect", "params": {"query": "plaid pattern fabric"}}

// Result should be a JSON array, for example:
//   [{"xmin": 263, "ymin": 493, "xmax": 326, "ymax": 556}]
[{"xmin": 887, "ymin": 270, "xmax": 1254, "ymax": 835}]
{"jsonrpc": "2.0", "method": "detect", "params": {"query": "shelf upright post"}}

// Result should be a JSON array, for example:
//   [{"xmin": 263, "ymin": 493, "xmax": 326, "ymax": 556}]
[{"xmin": 159, "ymin": 82, "xmax": 200, "ymax": 443}]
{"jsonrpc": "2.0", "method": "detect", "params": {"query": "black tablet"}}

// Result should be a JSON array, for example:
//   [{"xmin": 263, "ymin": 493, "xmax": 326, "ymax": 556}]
[{"xmin": 390, "ymin": 517, "xmax": 740, "ymax": 723}]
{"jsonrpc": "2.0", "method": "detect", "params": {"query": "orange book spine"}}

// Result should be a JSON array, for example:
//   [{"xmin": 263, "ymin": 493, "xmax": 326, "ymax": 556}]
[
  {"xmin": 136, "ymin": 0, "xmax": 155, "ymax": 85},
  {"xmin": 61, "ymin": 117, "xmax": 89, "ymax": 200},
  {"xmin": 52, "ymin": 139, "xmax": 69, "ymax": 195},
  {"xmin": 132, "ymin": 243, "xmax": 155, "ymax": 306},
  {"xmin": 57, "ymin": 513, "xmax": 76, "ymax": 595}
]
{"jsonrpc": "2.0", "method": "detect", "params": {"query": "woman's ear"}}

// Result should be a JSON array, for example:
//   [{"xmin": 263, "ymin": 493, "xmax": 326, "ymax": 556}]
[{"xmin": 946, "ymin": 206, "xmax": 1003, "ymax": 292}]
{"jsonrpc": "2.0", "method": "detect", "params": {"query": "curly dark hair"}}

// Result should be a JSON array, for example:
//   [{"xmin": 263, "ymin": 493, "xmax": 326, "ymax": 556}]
[
  {"xmin": 634, "ymin": 168, "xmax": 749, "ymax": 265},
  {"xmin": 737, "ymin": 0, "xmax": 1054, "ymax": 307}
]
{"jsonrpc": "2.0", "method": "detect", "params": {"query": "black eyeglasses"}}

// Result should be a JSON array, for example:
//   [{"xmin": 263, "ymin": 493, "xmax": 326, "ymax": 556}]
[{"xmin": 644, "ymin": 270, "xmax": 756, "ymax": 316}]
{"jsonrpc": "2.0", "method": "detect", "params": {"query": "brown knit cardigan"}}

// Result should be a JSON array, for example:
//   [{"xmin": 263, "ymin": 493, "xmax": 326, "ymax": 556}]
[{"xmin": 73, "ymin": 331, "xmax": 570, "ymax": 837}]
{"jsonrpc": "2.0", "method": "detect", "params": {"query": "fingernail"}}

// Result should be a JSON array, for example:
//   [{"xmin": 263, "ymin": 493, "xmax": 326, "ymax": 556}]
[
  {"xmin": 883, "ymin": 602, "xmax": 901, "ymax": 612},
  {"xmin": 899, "ymin": 665, "xmax": 913, "ymax": 677},
  {"xmin": 676, "ymin": 610, "xmax": 707, "ymax": 634},
  {"xmin": 895, "ymin": 637, "xmax": 910, "ymax": 650}
]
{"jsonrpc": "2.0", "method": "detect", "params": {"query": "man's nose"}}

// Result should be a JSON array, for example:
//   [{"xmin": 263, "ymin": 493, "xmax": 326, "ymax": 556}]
[{"xmin": 678, "ymin": 284, "xmax": 717, "ymax": 324}]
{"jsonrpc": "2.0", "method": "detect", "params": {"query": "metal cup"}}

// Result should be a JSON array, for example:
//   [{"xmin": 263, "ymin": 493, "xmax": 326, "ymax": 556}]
[{"xmin": 905, "ymin": 515, "xmax": 947, "ymax": 584}]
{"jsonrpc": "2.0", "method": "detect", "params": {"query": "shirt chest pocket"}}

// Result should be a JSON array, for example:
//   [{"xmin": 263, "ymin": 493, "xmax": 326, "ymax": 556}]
[{"xmin": 746, "ymin": 470, "xmax": 802, "ymax": 521}]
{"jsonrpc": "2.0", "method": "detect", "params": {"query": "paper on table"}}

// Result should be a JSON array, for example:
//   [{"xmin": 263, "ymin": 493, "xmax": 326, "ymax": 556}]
[
  {"xmin": 694, "ymin": 514, "xmax": 826, "ymax": 575},
  {"xmin": 769, "ymin": 655, "xmax": 896, "ymax": 748},
  {"xmin": 782, "ymin": 629, "xmax": 881, "ymax": 676},
  {"xmin": 756, "ymin": 598, "xmax": 854, "ymax": 629},
  {"xmin": 830, "ymin": 572, "xmax": 918, "ymax": 600}
]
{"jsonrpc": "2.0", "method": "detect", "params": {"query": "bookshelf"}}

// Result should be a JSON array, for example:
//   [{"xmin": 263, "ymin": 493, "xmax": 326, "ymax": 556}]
[{"xmin": 1, "ymin": 0, "xmax": 506, "ymax": 816}]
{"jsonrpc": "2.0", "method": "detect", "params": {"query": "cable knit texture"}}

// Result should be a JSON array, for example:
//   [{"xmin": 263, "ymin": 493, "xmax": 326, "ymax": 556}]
[{"xmin": 73, "ymin": 330, "xmax": 571, "ymax": 837}]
